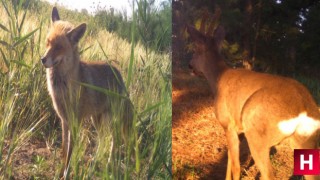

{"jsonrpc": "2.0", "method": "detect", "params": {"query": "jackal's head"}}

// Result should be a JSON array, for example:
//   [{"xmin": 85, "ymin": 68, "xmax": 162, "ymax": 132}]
[{"xmin": 41, "ymin": 7, "xmax": 87, "ymax": 69}]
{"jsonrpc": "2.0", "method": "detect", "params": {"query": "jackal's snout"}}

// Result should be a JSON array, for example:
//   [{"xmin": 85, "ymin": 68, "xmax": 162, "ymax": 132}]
[
  {"xmin": 40, "ymin": 55, "xmax": 51, "ymax": 68},
  {"xmin": 40, "ymin": 54, "xmax": 57, "ymax": 68},
  {"xmin": 41, "ymin": 56, "xmax": 47, "ymax": 65}
]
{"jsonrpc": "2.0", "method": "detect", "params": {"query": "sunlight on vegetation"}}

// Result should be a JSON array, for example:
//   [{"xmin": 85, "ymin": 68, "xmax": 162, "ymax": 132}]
[{"xmin": 0, "ymin": 0, "xmax": 172, "ymax": 179}]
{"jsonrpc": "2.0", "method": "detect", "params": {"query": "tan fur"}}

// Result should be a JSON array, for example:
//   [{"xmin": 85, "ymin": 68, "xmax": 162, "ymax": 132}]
[
  {"xmin": 41, "ymin": 7, "xmax": 133, "ymax": 178},
  {"xmin": 187, "ymin": 23, "xmax": 320, "ymax": 180}
]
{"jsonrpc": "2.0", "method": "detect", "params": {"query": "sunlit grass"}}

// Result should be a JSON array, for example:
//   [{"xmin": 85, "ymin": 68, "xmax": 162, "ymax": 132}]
[{"xmin": 0, "ymin": 0, "xmax": 171, "ymax": 179}]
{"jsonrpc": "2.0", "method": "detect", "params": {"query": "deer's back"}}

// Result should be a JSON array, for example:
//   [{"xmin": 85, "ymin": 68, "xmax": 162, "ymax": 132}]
[{"xmin": 215, "ymin": 68, "xmax": 320, "ymax": 132}]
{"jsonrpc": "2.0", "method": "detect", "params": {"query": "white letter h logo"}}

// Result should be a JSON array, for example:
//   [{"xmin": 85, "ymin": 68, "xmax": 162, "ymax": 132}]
[{"xmin": 300, "ymin": 154, "xmax": 313, "ymax": 170}]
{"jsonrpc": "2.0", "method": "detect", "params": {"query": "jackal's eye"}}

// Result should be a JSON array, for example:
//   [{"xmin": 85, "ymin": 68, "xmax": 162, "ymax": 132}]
[{"xmin": 46, "ymin": 40, "xmax": 50, "ymax": 47}]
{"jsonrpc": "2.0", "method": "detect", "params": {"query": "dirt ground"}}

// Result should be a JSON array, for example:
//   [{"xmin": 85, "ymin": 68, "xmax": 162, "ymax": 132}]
[
  {"xmin": 172, "ymin": 68, "xmax": 304, "ymax": 180},
  {"xmin": 6, "ymin": 138, "xmax": 58, "ymax": 179}
]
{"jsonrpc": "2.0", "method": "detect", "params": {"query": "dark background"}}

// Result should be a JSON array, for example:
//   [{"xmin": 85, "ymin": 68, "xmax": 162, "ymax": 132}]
[{"xmin": 173, "ymin": 0, "xmax": 320, "ymax": 78}]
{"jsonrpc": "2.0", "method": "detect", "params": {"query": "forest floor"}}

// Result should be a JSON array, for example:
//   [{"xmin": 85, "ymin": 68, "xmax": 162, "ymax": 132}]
[{"xmin": 172, "ymin": 67, "xmax": 303, "ymax": 180}]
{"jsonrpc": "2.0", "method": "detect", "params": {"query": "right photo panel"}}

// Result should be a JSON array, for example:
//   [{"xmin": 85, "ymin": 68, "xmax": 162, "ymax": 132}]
[{"xmin": 172, "ymin": 1, "xmax": 320, "ymax": 179}]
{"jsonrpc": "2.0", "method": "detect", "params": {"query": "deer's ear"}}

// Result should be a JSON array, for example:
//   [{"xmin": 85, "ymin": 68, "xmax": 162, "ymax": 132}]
[
  {"xmin": 187, "ymin": 25, "xmax": 206, "ymax": 44},
  {"xmin": 52, "ymin": 7, "xmax": 60, "ymax": 22},
  {"xmin": 213, "ymin": 26, "xmax": 225, "ymax": 50}
]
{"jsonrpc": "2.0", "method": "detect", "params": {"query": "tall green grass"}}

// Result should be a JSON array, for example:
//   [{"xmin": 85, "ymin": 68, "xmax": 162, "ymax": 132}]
[
  {"xmin": 0, "ymin": 0, "xmax": 171, "ymax": 179},
  {"xmin": 0, "ymin": 0, "xmax": 50, "ymax": 178}
]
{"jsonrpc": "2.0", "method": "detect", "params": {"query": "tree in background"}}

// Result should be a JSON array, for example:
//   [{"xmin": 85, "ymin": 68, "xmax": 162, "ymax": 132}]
[
  {"xmin": 136, "ymin": 0, "xmax": 172, "ymax": 53},
  {"xmin": 26, "ymin": 0, "xmax": 171, "ymax": 53},
  {"xmin": 298, "ymin": 1, "xmax": 320, "ymax": 77},
  {"xmin": 174, "ymin": 0, "xmax": 320, "ymax": 78},
  {"xmin": 93, "ymin": 0, "xmax": 171, "ymax": 53}
]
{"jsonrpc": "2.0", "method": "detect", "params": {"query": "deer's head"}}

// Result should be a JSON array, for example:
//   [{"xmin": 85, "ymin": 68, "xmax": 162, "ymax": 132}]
[{"xmin": 187, "ymin": 8, "xmax": 225, "ymax": 77}]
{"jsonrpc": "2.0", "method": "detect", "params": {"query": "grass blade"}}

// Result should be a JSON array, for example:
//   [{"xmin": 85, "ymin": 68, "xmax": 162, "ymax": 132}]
[
  {"xmin": 0, "ymin": 48, "xmax": 9, "ymax": 69},
  {"xmin": 0, "ymin": 23, "xmax": 9, "ymax": 32},
  {"xmin": 77, "ymin": 82, "xmax": 128, "ymax": 100},
  {"xmin": 126, "ymin": 0, "xmax": 136, "ymax": 88},
  {"xmin": 18, "ymin": 7, "xmax": 28, "ymax": 33},
  {"xmin": 139, "ymin": 102, "xmax": 163, "ymax": 116},
  {"xmin": 13, "ymin": 27, "xmax": 39, "ymax": 47},
  {"xmin": 11, "ymin": 60, "xmax": 30, "ymax": 68},
  {"xmin": 1, "ymin": 0, "xmax": 11, "ymax": 19},
  {"xmin": 97, "ymin": 41, "xmax": 108, "ymax": 58},
  {"xmin": 96, "ymin": 41, "xmax": 123, "ymax": 86},
  {"xmin": 0, "ymin": 40, "xmax": 12, "ymax": 49},
  {"xmin": 79, "ymin": 45, "xmax": 92, "ymax": 54}
]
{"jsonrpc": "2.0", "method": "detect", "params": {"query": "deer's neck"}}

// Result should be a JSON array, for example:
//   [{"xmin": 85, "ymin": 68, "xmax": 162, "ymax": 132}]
[{"xmin": 203, "ymin": 52, "xmax": 228, "ymax": 96}]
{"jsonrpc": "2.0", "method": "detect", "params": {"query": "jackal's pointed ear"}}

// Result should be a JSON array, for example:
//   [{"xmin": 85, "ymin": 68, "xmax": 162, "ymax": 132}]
[
  {"xmin": 67, "ymin": 23, "xmax": 87, "ymax": 45},
  {"xmin": 52, "ymin": 7, "xmax": 60, "ymax": 22}
]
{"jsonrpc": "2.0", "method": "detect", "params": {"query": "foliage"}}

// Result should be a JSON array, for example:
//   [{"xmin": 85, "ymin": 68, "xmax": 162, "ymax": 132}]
[
  {"xmin": 298, "ymin": 1, "xmax": 320, "ymax": 75},
  {"xmin": 174, "ymin": 0, "xmax": 320, "ymax": 74},
  {"xmin": 25, "ymin": 0, "xmax": 172, "ymax": 53},
  {"xmin": 173, "ymin": 0, "xmax": 320, "ymax": 103}
]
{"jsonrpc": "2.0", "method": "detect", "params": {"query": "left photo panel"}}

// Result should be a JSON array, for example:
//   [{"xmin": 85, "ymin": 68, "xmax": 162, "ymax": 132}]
[{"xmin": 0, "ymin": 0, "xmax": 172, "ymax": 179}]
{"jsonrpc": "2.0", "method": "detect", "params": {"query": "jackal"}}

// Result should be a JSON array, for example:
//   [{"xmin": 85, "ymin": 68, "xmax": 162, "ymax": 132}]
[{"xmin": 41, "ymin": 7, "xmax": 133, "ymax": 177}]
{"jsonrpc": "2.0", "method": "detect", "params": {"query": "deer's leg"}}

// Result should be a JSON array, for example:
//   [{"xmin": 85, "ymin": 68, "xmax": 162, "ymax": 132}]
[
  {"xmin": 245, "ymin": 130, "xmax": 274, "ymax": 180},
  {"xmin": 226, "ymin": 150, "xmax": 232, "ymax": 180},
  {"xmin": 225, "ymin": 128, "xmax": 240, "ymax": 180},
  {"xmin": 291, "ymin": 131, "xmax": 319, "ymax": 180}
]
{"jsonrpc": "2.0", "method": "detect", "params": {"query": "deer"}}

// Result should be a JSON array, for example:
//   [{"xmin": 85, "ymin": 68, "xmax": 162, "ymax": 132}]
[{"xmin": 186, "ymin": 8, "xmax": 320, "ymax": 180}]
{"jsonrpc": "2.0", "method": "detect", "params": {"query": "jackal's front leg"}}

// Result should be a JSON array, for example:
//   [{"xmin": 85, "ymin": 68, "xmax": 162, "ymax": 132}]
[{"xmin": 60, "ymin": 120, "xmax": 72, "ymax": 179}]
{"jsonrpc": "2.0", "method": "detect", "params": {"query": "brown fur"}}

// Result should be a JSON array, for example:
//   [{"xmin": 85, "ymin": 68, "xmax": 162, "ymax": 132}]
[
  {"xmin": 187, "ymin": 22, "xmax": 320, "ymax": 180},
  {"xmin": 41, "ymin": 7, "xmax": 133, "ymax": 178}
]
